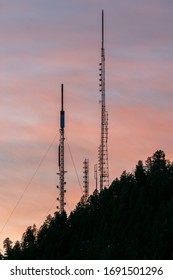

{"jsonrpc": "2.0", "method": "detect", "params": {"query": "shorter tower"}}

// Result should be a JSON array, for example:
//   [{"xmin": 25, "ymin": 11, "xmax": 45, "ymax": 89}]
[
  {"xmin": 94, "ymin": 163, "xmax": 98, "ymax": 191},
  {"xmin": 57, "ymin": 84, "xmax": 66, "ymax": 213},
  {"xmin": 83, "ymin": 158, "xmax": 89, "ymax": 201}
]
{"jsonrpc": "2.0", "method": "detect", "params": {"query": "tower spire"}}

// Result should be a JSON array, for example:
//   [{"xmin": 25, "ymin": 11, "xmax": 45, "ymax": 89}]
[
  {"xmin": 57, "ymin": 84, "xmax": 66, "ymax": 213},
  {"xmin": 102, "ymin": 9, "xmax": 104, "ymax": 50},
  {"xmin": 98, "ymin": 10, "xmax": 109, "ymax": 191}
]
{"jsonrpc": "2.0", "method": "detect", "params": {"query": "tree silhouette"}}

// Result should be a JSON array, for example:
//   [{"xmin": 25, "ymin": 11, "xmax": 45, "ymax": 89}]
[{"xmin": 2, "ymin": 150, "xmax": 173, "ymax": 260}]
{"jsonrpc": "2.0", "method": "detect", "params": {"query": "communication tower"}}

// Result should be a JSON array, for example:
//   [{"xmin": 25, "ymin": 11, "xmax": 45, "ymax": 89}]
[
  {"xmin": 57, "ymin": 84, "xmax": 66, "ymax": 213},
  {"xmin": 94, "ymin": 163, "xmax": 98, "ymax": 191},
  {"xmin": 83, "ymin": 158, "xmax": 89, "ymax": 201},
  {"xmin": 98, "ymin": 10, "xmax": 109, "ymax": 191}
]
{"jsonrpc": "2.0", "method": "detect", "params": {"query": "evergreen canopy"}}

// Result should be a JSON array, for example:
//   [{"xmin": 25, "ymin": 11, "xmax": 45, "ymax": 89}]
[{"xmin": 2, "ymin": 150, "xmax": 173, "ymax": 260}]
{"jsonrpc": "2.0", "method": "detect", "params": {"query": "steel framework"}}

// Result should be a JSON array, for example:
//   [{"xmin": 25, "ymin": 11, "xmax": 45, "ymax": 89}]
[
  {"xmin": 98, "ymin": 10, "xmax": 109, "ymax": 191},
  {"xmin": 83, "ymin": 158, "xmax": 89, "ymax": 201},
  {"xmin": 57, "ymin": 84, "xmax": 66, "ymax": 212}
]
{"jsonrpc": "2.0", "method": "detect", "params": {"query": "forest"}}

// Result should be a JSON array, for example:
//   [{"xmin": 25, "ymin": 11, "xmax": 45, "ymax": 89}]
[{"xmin": 1, "ymin": 150, "xmax": 173, "ymax": 260}]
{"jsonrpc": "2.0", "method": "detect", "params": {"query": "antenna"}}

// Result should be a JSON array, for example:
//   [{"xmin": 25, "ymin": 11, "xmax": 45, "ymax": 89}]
[
  {"xmin": 102, "ymin": 9, "xmax": 104, "ymax": 50},
  {"xmin": 94, "ymin": 164, "xmax": 98, "ymax": 191},
  {"xmin": 98, "ymin": 10, "xmax": 109, "ymax": 191},
  {"xmin": 57, "ymin": 84, "xmax": 66, "ymax": 213},
  {"xmin": 83, "ymin": 158, "xmax": 89, "ymax": 201}
]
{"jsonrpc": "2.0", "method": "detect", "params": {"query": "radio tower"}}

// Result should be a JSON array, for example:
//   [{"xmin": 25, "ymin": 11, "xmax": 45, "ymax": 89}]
[
  {"xmin": 57, "ymin": 84, "xmax": 66, "ymax": 213},
  {"xmin": 83, "ymin": 158, "xmax": 89, "ymax": 201},
  {"xmin": 98, "ymin": 10, "xmax": 109, "ymax": 191},
  {"xmin": 94, "ymin": 164, "xmax": 98, "ymax": 191}
]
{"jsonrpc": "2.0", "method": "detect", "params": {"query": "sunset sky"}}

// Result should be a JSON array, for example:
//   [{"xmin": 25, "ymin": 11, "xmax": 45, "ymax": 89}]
[{"xmin": 0, "ymin": 0, "xmax": 173, "ymax": 251}]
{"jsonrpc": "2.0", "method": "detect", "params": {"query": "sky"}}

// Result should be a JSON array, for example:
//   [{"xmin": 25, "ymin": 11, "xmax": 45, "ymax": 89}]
[{"xmin": 0, "ymin": 0, "xmax": 173, "ymax": 251}]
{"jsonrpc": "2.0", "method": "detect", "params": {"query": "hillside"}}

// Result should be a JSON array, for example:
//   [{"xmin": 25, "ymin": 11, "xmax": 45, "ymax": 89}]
[{"xmin": 2, "ymin": 150, "xmax": 173, "ymax": 260}]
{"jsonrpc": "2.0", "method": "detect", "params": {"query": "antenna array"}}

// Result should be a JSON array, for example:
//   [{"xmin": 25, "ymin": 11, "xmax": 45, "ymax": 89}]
[{"xmin": 56, "ymin": 11, "xmax": 109, "ymax": 214}]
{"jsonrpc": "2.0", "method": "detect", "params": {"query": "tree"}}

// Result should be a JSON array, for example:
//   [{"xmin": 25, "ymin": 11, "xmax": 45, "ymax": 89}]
[
  {"xmin": 12, "ymin": 241, "xmax": 22, "ymax": 259},
  {"xmin": 3, "ymin": 150, "xmax": 173, "ymax": 260},
  {"xmin": 135, "ymin": 160, "xmax": 146, "ymax": 186},
  {"xmin": 3, "ymin": 237, "xmax": 13, "ymax": 259}
]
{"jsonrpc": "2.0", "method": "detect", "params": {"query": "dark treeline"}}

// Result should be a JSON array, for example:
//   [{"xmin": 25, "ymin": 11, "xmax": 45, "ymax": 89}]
[{"xmin": 2, "ymin": 150, "xmax": 173, "ymax": 260}]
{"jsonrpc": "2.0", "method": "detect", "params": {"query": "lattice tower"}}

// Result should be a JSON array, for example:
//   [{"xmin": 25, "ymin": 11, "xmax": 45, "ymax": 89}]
[
  {"xmin": 83, "ymin": 158, "xmax": 89, "ymax": 201},
  {"xmin": 57, "ymin": 84, "xmax": 66, "ymax": 213},
  {"xmin": 98, "ymin": 10, "xmax": 109, "ymax": 191}
]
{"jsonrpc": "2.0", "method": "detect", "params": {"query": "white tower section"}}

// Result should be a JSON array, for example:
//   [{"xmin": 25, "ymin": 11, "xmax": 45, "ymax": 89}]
[
  {"xmin": 83, "ymin": 158, "xmax": 89, "ymax": 201},
  {"xmin": 57, "ymin": 84, "xmax": 66, "ymax": 213},
  {"xmin": 98, "ymin": 10, "xmax": 109, "ymax": 191}
]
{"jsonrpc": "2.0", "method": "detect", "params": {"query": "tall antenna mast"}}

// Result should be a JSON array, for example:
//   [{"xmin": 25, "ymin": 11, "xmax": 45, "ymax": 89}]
[
  {"xmin": 98, "ymin": 10, "xmax": 109, "ymax": 191},
  {"xmin": 57, "ymin": 84, "xmax": 66, "ymax": 213}
]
